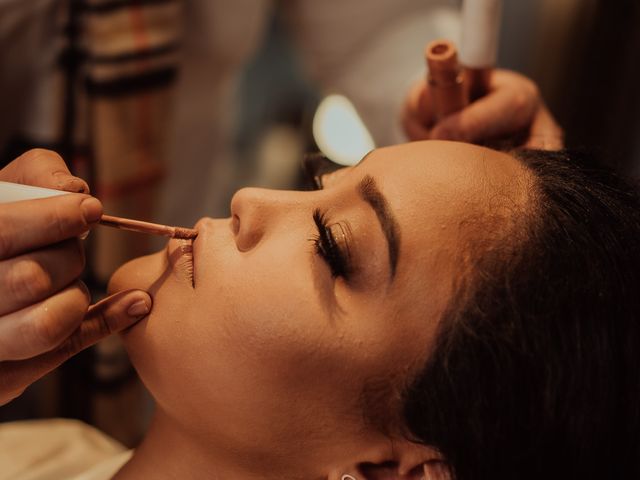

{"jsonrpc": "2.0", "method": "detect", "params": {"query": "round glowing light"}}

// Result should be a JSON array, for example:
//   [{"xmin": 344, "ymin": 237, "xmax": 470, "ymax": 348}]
[{"xmin": 312, "ymin": 94, "xmax": 375, "ymax": 166}]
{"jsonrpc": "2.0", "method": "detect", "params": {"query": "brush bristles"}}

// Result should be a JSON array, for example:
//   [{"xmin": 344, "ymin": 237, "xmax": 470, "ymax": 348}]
[{"xmin": 173, "ymin": 227, "xmax": 198, "ymax": 239}]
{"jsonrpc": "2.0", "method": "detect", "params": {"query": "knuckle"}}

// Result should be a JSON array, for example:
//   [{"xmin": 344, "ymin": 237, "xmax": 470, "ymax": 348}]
[
  {"xmin": 513, "ymin": 76, "xmax": 538, "ymax": 107},
  {"xmin": 98, "ymin": 311, "xmax": 113, "ymax": 336},
  {"xmin": 512, "ymin": 96, "xmax": 537, "ymax": 129},
  {"xmin": 16, "ymin": 149, "xmax": 63, "ymax": 175},
  {"xmin": 0, "ymin": 230, "xmax": 13, "ymax": 259},
  {"xmin": 28, "ymin": 309, "xmax": 65, "ymax": 352},
  {"xmin": 25, "ymin": 148, "xmax": 63, "ymax": 165},
  {"xmin": 28, "ymin": 285, "xmax": 88, "ymax": 352},
  {"xmin": 92, "ymin": 307, "xmax": 115, "ymax": 339},
  {"xmin": 18, "ymin": 149, "xmax": 42, "ymax": 167},
  {"xmin": 74, "ymin": 280, "xmax": 91, "ymax": 305},
  {"xmin": 512, "ymin": 91, "xmax": 529, "ymax": 112},
  {"xmin": 8, "ymin": 260, "xmax": 52, "ymax": 303},
  {"xmin": 521, "ymin": 75, "xmax": 538, "ymax": 95},
  {"xmin": 57, "ymin": 334, "xmax": 83, "ymax": 361}
]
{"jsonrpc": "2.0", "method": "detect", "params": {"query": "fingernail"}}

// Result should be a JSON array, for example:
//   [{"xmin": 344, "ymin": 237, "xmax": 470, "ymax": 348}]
[
  {"xmin": 127, "ymin": 299, "xmax": 150, "ymax": 317},
  {"xmin": 81, "ymin": 197, "xmax": 103, "ymax": 223}
]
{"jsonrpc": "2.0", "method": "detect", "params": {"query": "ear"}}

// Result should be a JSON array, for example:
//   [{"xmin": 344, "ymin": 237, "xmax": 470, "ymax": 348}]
[{"xmin": 329, "ymin": 439, "xmax": 452, "ymax": 480}]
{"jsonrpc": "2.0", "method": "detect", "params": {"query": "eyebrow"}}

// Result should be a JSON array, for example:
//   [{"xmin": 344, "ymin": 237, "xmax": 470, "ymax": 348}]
[{"xmin": 358, "ymin": 175, "xmax": 400, "ymax": 278}]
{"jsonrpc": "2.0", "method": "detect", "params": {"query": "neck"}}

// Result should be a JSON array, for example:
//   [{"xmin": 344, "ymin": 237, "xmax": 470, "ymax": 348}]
[{"xmin": 112, "ymin": 410, "xmax": 323, "ymax": 480}]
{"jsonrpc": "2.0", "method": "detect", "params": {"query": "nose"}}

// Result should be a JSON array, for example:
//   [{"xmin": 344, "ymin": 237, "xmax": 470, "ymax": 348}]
[{"xmin": 229, "ymin": 187, "xmax": 302, "ymax": 252}]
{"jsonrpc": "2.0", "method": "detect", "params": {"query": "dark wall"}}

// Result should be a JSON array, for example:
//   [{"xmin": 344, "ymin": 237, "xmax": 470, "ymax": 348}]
[
  {"xmin": 557, "ymin": 1, "xmax": 640, "ymax": 172},
  {"xmin": 499, "ymin": 0, "xmax": 640, "ymax": 172}
]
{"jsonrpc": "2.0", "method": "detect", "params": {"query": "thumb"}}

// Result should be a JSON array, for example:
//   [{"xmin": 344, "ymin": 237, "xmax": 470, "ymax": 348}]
[
  {"xmin": 60, "ymin": 290, "xmax": 152, "ymax": 359},
  {"xmin": 0, "ymin": 290, "xmax": 151, "ymax": 402},
  {"xmin": 1, "ymin": 149, "xmax": 89, "ymax": 193}
]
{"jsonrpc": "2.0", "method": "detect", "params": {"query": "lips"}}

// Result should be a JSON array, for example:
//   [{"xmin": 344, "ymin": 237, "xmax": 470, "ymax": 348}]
[{"xmin": 166, "ymin": 237, "xmax": 195, "ymax": 287}]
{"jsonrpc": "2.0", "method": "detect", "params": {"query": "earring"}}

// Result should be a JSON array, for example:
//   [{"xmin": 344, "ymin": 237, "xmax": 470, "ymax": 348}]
[{"xmin": 341, "ymin": 476, "xmax": 357, "ymax": 480}]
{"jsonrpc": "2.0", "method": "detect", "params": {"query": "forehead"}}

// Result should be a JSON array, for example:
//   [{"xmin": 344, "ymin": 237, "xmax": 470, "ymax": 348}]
[
  {"xmin": 354, "ymin": 141, "xmax": 528, "ymax": 235},
  {"xmin": 343, "ymin": 140, "xmax": 529, "ymax": 323},
  {"xmin": 360, "ymin": 141, "xmax": 525, "ymax": 199}
]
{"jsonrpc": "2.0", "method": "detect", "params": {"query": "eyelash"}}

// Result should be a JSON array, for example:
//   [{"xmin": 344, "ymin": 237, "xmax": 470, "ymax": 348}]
[{"xmin": 311, "ymin": 209, "xmax": 350, "ymax": 279}]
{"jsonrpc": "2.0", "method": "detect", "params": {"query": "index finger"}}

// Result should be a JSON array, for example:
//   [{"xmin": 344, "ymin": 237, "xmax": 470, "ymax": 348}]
[
  {"xmin": 0, "ymin": 149, "xmax": 89, "ymax": 193},
  {"xmin": 0, "ymin": 194, "xmax": 102, "ymax": 259},
  {"xmin": 430, "ymin": 85, "xmax": 538, "ymax": 143},
  {"xmin": 0, "ymin": 290, "xmax": 150, "ymax": 405}
]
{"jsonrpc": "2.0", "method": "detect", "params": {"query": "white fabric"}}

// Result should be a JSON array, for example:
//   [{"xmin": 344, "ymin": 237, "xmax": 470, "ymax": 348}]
[
  {"xmin": 70, "ymin": 451, "xmax": 132, "ymax": 480},
  {"xmin": 0, "ymin": 419, "xmax": 131, "ymax": 480}
]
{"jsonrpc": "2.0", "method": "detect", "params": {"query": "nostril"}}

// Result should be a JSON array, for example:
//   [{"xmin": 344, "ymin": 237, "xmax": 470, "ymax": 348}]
[{"xmin": 232, "ymin": 214, "xmax": 240, "ymax": 235}]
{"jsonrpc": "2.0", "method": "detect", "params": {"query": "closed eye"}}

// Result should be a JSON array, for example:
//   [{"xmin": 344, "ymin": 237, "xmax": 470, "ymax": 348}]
[{"xmin": 311, "ymin": 209, "xmax": 351, "ymax": 279}]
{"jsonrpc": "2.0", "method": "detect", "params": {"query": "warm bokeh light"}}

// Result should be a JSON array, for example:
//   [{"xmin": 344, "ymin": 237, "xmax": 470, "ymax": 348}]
[{"xmin": 312, "ymin": 94, "xmax": 375, "ymax": 166}]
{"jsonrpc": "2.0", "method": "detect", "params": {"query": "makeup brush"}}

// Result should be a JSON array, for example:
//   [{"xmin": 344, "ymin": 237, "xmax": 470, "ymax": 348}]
[
  {"xmin": 425, "ymin": 39, "xmax": 467, "ymax": 121},
  {"xmin": 423, "ymin": 0, "xmax": 502, "ymax": 121},
  {"xmin": 0, "ymin": 180, "xmax": 197, "ymax": 239},
  {"xmin": 99, "ymin": 214, "xmax": 197, "ymax": 239}
]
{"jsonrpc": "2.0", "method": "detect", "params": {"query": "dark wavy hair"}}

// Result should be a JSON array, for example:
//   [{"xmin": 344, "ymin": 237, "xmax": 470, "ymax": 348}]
[{"xmin": 403, "ymin": 149, "xmax": 640, "ymax": 479}]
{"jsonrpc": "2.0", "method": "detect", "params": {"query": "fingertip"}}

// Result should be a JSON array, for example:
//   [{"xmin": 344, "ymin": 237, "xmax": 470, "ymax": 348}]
[
  {"xmin": 83, "ymin": 290, "xmax": 153, "ymax": 342},
  {"xmin": 80, "ymin": 196, "xmax": 103, "ymax": 224},
  {"xmin": 102, "ymin": 290, "xmax": 152, "ymax": 330},
  {"xmin": 126, "ymin": 291, "xmax": 152, "ymax": 318}
]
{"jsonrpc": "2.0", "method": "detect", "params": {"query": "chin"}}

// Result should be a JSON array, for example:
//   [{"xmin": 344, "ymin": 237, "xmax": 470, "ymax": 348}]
[
  {"xmin": 107, "ymin": 250, "xmax": 168, "ymax": 352},
  {"xmin": 107, "ymin": 248, "xmax": 199, "ymax": 400},
  {"xmin": 108, "ymin": 250, "xmax": 166, "ymax": 295}
]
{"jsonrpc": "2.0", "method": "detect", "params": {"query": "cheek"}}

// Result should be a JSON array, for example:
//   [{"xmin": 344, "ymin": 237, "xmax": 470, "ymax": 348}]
[
  {"xmin": 125, "ymin": 241, "xmax": 324, "ymax": 397},
  {"xmin": 122, "ymin": 232, "xmax": 432, "ymax": 443},
  {"xmin": 118, "ymin": 265, "xmax": 200, "ymax": 403},
  {"xmin": 195, "ymin": 241, "xmax": 335, "ymax": 379},
  {"xmin": 125, "ymin": 240, "xmax": 368, "ymax": 442}
]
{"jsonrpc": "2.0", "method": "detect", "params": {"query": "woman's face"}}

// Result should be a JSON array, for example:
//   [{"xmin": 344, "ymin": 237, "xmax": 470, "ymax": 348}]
[{"xmin": 109, "ymin": 141, "xmax": 528, "ymax": 465}]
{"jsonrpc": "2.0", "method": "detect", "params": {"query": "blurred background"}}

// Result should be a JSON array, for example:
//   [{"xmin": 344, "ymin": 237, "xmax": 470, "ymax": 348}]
[{"xmin": 1, "ymin": 0, "xmax": 639, "ymax": 448}]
